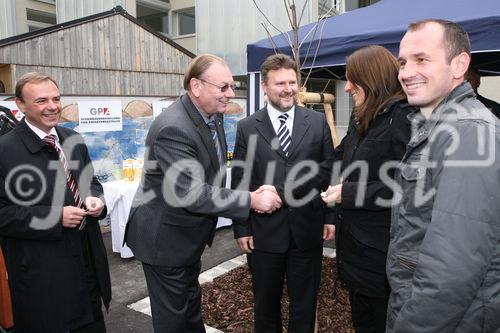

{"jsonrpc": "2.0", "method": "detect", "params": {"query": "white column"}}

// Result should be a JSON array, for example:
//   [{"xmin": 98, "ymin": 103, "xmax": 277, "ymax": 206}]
[
  {"xmin": 56, "ymin": 0, "xmax": 136, "ymax": 23},
  {"xmin": 248, "ymin": 73, "xmax": 256, "ymax": 116},
  {"xmin": 247, "ymin": 72, "xmax": 264, "ymax": 116},
  {"xmin": 335, "ymin": 80, "xmax": 351, "ymax": 139},
  {"xmin": 0, "ymin": 0, "xmax": 17, "ymax": 39}
]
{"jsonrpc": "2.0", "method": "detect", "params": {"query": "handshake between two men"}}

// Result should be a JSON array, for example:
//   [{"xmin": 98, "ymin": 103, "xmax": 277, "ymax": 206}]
[
  {"xmin": 237, "ymin": 183, "xmax": 336, "ymax": 253},
  {"xmin": 249, "ymin": 184, "xmax": 282, "ymax": 214},
  {"xmin": 239, "ymin": 184, "xmax": 281, "ymax": 254},
  {"xmin": 248, "ymin": 183, "xmax": 343, "ymax": 215}
]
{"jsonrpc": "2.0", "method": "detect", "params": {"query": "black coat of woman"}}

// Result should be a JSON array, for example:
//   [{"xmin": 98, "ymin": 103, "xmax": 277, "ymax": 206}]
[{"xmin": 333, "ymin": 99, "xmax": 413, "ymax": 298}]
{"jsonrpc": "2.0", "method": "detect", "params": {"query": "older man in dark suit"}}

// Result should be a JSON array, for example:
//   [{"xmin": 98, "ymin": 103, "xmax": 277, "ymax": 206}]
[
  {"xmin": 0, "ymin": 72, "xmax": 111, "ymax": 332},
  {"xmin": 125, "ymin": 54, "xmax": 282, "ymax": 332},
  {"xmin": 232, "ymin": 54, "xmax": 335, "ymax": 332}
]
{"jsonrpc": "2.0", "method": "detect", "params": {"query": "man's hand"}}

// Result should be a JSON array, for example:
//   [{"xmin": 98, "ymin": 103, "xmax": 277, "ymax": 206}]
[
  {"xmin": 250, "ymin": 185, "xmax": 282, "ymax": 214},
  {"xmin": 320, "ymin": 184, "xmax": 342, "ymax": 204},
  {"xmin": 85, "ymin": 196, "xmax": 105, "ymax": 217},
  {"xmin": 237, "ymin": 236, "xmax": 254, "ymax": 253},
  {"xmin": 62, "ymin": 206, "xmax": 86, "ymax": 228},
  {"xmin": 323, "ymin": 224, "xmax": 335, "ymax": 241}
]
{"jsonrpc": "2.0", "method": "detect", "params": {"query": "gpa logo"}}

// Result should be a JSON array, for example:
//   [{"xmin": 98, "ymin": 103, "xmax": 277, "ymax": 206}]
[{"xmin": 89, "ymin": 107, "xmax": 111, "ymax": 116}]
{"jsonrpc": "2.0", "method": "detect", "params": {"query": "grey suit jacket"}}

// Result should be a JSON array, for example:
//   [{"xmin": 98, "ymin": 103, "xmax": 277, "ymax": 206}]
[
  {"xmin": 231, "ymin": 106, "xmax": 335, "ymax": 253},
  {"xmin": 125, "ymin": 94, "xmax": 251, "ymax": 266}
]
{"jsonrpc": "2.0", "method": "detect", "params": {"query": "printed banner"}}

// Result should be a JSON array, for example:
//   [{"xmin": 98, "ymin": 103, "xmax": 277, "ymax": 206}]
[
  {"xmin": 0, "ymin": 101, "xmax": 24, "ymax": 121},
  {"xmin": 78, "ymin": 101, "xmax": 122, "ymax": 132},
  {"xmin": 152, "ymin": 101, "xmax": 174, "ymax": 119}
]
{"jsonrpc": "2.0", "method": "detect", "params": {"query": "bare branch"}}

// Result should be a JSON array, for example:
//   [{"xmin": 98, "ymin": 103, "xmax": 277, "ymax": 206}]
[
  {"xmin": 319, "ymin": 3, "xmax": 338, "ymax": 21},
  {"xmin": 253, "ymin": 0, "xmax": 294, "ymax": 50},
  {"xmin": 253, "ymin": 0, "xmax": 288, "ymax": 38},
  {"xmin": 299, "ymin": 4, "xmax": 337, "ymax": 50},
  {"xmin": 322, "ymin": 80, "xmax": 331, "ymax": 93},
  {"xmin": 297, "ymin": 0, "xmax": 310, "ymax": 27},
  {"xmin": 287, "ymin": 0, "xmax": 302, "ymax": 87},
  {"xmin": 302, "ymin": 26, "xmax": 319, "ymax": 68},
  {"xmin": 301, "ymin": 1, "xmax": 339, "ymax": 85},
  {"xmin": 302, "ymin": 16, "xmax": 329, "ymax": 86},
  {"xmin": 284, "ymin": 0, "xmax": 294, "ymax": 27},
  {"xmin": 300, "ymin": 16, "xmax": 324, "ymax": 69},
  {"xmin": 261, "ymin": 23, "xmax": 282, "ymax": 54},
  {"xmin": 299, "ymin": 19, "xmax": 320, "ymax": 50}
]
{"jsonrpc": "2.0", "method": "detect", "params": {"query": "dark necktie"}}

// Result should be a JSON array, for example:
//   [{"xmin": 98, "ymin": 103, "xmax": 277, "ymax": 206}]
[
  {"xmin": 207, "ymin": 119, "xmax": 224, "ymax": 166},
  {"xmin": 43, "ymin": 135, "xmax": 86, "ymax": 230},
  {"xmin": 277, "ymin": 113, "xmax": 291, "ymax": 156}
]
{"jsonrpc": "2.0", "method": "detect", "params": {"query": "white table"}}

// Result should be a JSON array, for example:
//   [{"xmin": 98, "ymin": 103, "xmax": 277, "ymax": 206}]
[
  {"xmin": 102, "ymin": 171, "xmax": 233, "ymax": 258},
  {"xmin": 102, "ymin": 180, "xmax": 138, "ymax": 258}
]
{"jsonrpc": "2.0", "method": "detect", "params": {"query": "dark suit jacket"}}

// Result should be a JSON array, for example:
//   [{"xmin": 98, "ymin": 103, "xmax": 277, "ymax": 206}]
[
  {"xmin": 0, "ymin": 119, "xmax": 111, "ymax": 332},
  {"xmin": 231, "ymin": 106, "xmax": 334, "ymax": 253},
  {"xmin": 125, "ymin": 94, "xmax": 251, "ymax": 267}
]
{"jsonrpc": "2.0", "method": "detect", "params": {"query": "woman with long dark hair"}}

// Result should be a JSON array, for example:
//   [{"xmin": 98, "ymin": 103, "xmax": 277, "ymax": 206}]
[{"xmin": 322, "ymin": 45, "xmax": 414, "ymax": 333}]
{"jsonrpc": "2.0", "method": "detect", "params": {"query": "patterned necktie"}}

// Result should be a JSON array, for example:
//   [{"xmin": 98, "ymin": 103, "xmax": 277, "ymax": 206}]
[
  {"xmin": 278, "ymin": 113, "xmax": 291, "ymax": 156},
  {"xmin": 208, "ymin": 119, "xmax": 224, "ymax": 166},
  {"xmin": 43, "ymin": 135, "xmax": 86, "ymax": 230}
]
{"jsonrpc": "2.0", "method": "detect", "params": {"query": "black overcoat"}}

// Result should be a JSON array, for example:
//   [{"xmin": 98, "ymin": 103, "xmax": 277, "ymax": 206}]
[{"xmin": 0, "ymin": 119, "xmax": 111, "ymax": 332}]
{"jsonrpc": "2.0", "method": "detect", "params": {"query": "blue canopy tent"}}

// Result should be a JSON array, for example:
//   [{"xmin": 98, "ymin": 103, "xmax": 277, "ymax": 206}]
[{"xmin": 246, "ymin": 0, "xmax": 500, "ymax": 113}]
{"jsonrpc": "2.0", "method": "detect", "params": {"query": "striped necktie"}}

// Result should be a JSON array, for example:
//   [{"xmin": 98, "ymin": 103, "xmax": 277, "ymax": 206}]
[
  {"xmin": 278, "ymin": 113, "xmax": 291, "ymax": 156},
  {"xmin": 43, "ymin": 134, "xmax": 87, "ymax": 230},
  {"xmin": 207, "ymin": 119, "xmax": 224, "ymax": 166}
]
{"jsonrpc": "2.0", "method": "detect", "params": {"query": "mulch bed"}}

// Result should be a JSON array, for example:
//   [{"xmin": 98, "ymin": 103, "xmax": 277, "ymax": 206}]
[{"xmin": 202, "ymin": 257, "xmax": 354, "ymax": 332}]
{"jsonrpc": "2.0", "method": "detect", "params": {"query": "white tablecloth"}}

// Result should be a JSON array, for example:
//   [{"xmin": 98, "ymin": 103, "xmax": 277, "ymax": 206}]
[
  {"xmin": 102, "ymin": 180, "xmax": 138, "ymax": 258},
  {"xmin": 102, "ymin": 170, "xmax": 233, "ymax": 258}
]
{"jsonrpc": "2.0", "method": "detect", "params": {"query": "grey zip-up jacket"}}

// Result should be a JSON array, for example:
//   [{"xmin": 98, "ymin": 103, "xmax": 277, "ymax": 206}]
[{"xmin": 386, "ymin": 82, "xmax": 500, "ymax": 333}]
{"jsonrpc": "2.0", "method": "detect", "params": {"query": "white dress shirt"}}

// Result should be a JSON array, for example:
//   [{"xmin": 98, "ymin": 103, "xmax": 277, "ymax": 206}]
[
  {"xmin": 266, "ymin": 103, "xmax": 295, "ymax": 137},
  {"xmin": 25, "ymin": 119, "xmax": 65, "ymax": 153}
]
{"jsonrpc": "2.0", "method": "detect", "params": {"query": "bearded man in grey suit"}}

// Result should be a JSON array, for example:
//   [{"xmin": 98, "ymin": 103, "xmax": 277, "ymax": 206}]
[{"xmin": 125, "ymin": 54, "xmax": 282, "ymax": 332}]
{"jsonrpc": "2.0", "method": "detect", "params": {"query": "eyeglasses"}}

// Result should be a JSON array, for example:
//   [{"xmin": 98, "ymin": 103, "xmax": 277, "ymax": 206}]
[{"xmin": 198, "ymin": 78, "xmax": 237, "ymax": 93}]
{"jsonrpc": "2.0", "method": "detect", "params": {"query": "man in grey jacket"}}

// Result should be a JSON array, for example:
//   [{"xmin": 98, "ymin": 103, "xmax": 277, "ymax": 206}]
[
  {"xmin": 386, "ymin": 19, "xmax": 500, "ymax": 332},
  {"xmin": 125, "ymin": 54, "xmax": 282, "ymax": 332}
]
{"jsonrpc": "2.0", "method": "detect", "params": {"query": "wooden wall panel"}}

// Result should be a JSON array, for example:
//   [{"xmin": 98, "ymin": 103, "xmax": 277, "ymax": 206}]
[
  {"xmin": 0, "ymin": 13, "xmax": 192, "ymax": 97},
  {"xmin": 0, "ymin": 15, "xmax": 191, "ymax": 73}
]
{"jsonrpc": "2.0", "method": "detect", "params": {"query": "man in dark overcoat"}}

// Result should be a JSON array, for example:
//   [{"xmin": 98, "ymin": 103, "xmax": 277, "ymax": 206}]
[{"xmin": 0, "ymin": 72, "xmax": 111, "ymax": 332}]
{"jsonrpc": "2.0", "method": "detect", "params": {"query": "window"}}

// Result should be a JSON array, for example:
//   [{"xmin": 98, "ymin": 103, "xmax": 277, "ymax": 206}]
[
  {"xmin": 26, "ymin": 8, "xmax": 56, "ymax": 25},
  {"xmin": 175, "ymin": 7, "xmax": 195, "ymax": 36},
  {"xmin": 344, "ymin": 0, "xmax": 380, "ymax": 12},
  {"xmin": 359, "ymin": 0, "xmax": 380, "ymax": 7},
  {"xmin": 137, "ymin": 3, "xmax": 169, "ymax": 35},
  {"xmin": 318, "ymin": 0, "xmax": 338, "ymax": 16},
  {"xmin": 26, "ymin": 8, "xmax": 56, "ymax": 31}
]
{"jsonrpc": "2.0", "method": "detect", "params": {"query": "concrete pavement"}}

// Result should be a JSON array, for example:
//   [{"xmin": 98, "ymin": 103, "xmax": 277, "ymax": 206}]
[
  {"xmin": 103, "ymin": 226, "xmax": 243, "ymax": 332},
  {"xmin": 103, "ymin": 226, "xmax": 335, "ymax": 332}
]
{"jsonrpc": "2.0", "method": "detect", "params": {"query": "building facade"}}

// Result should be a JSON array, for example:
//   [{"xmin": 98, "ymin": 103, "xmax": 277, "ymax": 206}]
[
  {"xmin": 4, "ymin": 0, "xmax": 496, "ymax": 138},
  {"xmin": 0, "ymin": 0, "xmax": 377, "ymax": 73},
  {"xmin": 0, "ymin": 7, "xmax": 193, "ymax": 95},
  {"xmin": 0, "ymin": 0, "xmax": 195, "ymax": 53}
]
